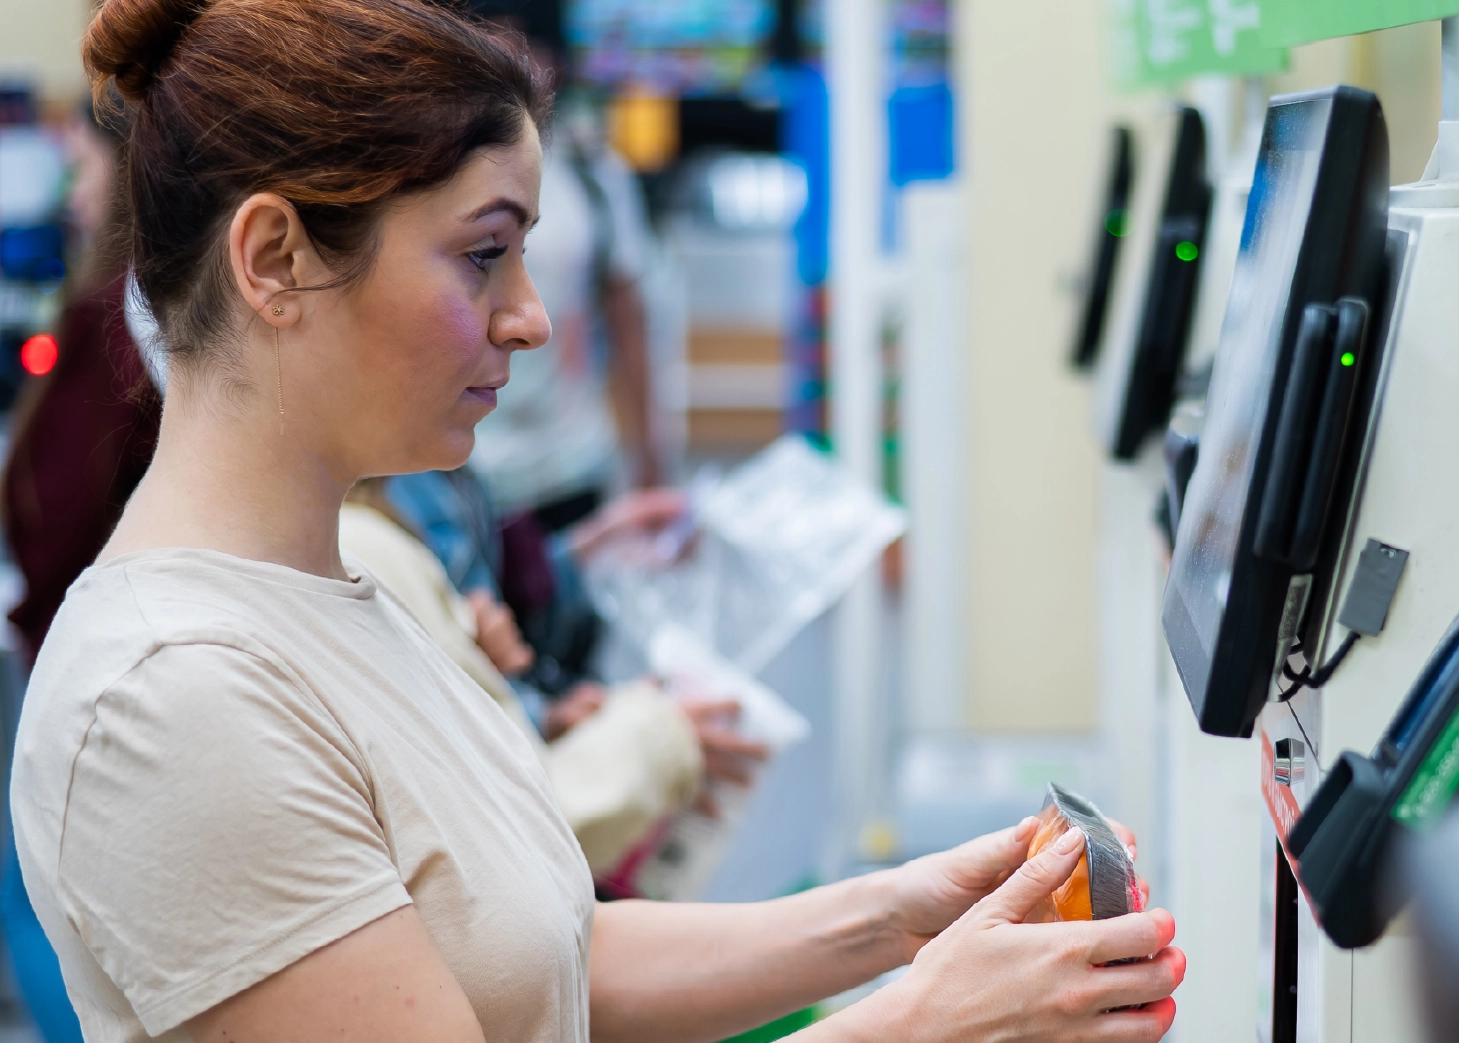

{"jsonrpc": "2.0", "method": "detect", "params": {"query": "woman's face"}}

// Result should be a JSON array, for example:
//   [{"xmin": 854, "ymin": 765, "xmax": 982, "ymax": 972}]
[{"xmin": 293, "ymin": 124, "xmax": 551, "ymax": 479}]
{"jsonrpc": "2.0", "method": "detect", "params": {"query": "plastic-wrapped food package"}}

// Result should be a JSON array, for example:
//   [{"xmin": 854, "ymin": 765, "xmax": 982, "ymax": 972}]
[
  {"xmin": 1026, "ymin": 783, "xmax": 1144, "ymax": 922},
  {"xmin": 585, "ymin": 435, "xmax": 907, "ymax": 673}
]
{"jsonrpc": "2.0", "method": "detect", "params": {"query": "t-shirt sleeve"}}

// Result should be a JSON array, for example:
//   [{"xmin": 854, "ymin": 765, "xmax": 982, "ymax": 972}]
[{"xmin": 55, "ymin": 641, "xmax": 412, "ymax": 1037}]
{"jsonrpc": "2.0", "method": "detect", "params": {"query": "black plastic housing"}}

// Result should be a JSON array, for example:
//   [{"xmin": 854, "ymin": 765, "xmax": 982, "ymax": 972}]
[
  {"xmin": 1288, "ymin": 619, "xmax": 1459, "ymax": 948},
  {"xmin": 1072, "ymin": 127, "xmax": 1135, "ymax": 370},
  {"xmin": 1162, "ymin": 87, "xmax": 1389, "ymax": 738},
  {"xmin": 1112, "ymin": 107, "xmax": 1212, "ymax": 459}
]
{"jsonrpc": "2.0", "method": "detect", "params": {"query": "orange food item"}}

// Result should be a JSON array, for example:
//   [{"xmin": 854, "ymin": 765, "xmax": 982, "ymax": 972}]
[
  {"xmin": 1024, "ymin": 783, "xmax": 1144, "ymax": 923},
  {"xmin": 1027, "ymin": 801, "xmax": 1094, "ymax": 921}
]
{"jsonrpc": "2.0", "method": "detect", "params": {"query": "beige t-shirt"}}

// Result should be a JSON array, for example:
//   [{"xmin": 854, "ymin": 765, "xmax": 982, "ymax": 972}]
[{"xmin": 9, "ymin": 548, "xmax": 595, "ymax": 1043}]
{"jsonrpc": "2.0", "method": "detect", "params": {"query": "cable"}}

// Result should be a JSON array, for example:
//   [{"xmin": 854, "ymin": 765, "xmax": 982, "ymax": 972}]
[
  {"xmin": 1275, "ymin": 631, "xmax": 1360, "ymax": 702},
  {"xmin": 1285, "ymin": 700, "xmax": 1317, "ymax": 758}
]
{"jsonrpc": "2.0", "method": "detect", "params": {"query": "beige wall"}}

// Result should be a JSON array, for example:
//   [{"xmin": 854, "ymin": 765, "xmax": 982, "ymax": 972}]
[
  {"xmin": 958, "ymin": 0, "xmax": 1118, "ymax": 733},
  {"xmin": 0, "ymin": 0, "xmax": 92, "ymax": 105},
  {"xmin": 1271, "ymin": 25, "xmax": 1443, "ymax": 185}
]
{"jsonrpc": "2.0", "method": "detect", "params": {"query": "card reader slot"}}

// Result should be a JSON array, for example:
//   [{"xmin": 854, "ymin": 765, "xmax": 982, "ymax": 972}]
[
  {"xmin": 1289, "ymin": 299, "xmax": 1370, "ymax": 571},
  {"xmin": 1255, "ymin": 304, "xmax": 1337, "ymax": 564}
]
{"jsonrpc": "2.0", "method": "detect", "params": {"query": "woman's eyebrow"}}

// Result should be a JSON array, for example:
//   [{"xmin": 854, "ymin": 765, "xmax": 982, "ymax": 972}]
[{"xmin": 461, "ymin": 198, "xmax": 540, "ymax": 229}]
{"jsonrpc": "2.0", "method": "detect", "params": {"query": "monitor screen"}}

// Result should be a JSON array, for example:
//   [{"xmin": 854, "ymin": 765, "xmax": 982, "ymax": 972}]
[{"xmin": 1162, "ymin": 88, "xmax": 1388, "ymax": 736}]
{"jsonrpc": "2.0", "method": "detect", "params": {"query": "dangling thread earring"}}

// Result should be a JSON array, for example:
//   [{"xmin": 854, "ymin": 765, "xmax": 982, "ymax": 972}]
[{"xmin": 272, "ymin": 304, "xmax": 286, "ymax": 434}]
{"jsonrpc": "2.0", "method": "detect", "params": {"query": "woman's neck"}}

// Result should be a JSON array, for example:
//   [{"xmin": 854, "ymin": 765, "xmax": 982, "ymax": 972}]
[{"xmin": 102, "ymin": 382, "xmax": 354, "ymax": 580}]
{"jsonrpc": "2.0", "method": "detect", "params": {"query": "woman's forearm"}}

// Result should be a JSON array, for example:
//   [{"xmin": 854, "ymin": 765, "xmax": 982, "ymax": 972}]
[{"xmin": 589, "ymin": 871, "xmax": 907, "ymax": 1043}]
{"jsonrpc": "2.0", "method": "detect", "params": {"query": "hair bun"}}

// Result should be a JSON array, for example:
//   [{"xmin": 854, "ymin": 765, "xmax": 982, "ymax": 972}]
[{"xmin": 84, "ymin": 0, "xmax": 211, "ymax": 103}]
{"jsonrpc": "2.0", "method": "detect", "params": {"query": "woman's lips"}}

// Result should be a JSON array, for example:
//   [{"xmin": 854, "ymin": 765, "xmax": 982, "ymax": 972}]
[{"xmin": 465, "ymin": 386, "xmax": 498, "ymax": 408}]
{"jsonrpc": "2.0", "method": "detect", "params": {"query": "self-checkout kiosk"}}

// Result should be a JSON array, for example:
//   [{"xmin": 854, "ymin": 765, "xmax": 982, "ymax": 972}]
[{"xmin": 1164, "ymin": 80, "xmax": 1459, "ymax": 1042}]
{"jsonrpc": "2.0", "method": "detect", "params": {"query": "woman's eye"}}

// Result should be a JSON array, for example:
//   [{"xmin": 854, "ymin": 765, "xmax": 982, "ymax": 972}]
[{"xmin": 468, "ymin": 245, "xmax": 508, "ymax": 272}]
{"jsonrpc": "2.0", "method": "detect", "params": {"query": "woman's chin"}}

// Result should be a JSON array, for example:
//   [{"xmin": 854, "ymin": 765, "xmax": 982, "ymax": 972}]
[{"xmin": 436, "ymin": 429, "xmax": 477, "ymax": 472}]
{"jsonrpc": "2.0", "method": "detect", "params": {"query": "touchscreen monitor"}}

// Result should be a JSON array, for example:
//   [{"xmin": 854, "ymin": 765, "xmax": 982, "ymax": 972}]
[
  {"xmin": 1071, "ymin": 126, "xmax": 1134, "ymax": 370},
  {"xmin": 1162, "ymin": 87, "xmax": 1388, "ymax": 737}
]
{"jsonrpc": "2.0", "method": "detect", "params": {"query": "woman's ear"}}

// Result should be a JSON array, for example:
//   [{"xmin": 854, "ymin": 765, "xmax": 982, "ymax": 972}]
[{"xmin": 227, "ymin": 193, "xmax": 315, "ymax": 324}]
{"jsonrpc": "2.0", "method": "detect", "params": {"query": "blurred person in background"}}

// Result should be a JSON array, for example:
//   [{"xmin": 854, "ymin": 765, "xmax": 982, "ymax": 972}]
[
  {"xmin": 0, "ymin": 94, "xmax": 152, "ymax": 1043},
  {"xmin": 340, "ymin": 478, "xmax": 763, "ymax": 880},
  {"xmin": 2, "ymin": 97, "xmax": 159, "ymax": 666},
  {"xmin": 387, "ymin": 466, "xmax": 677, "ymax": 727},
  {"xmin": 459, "ymin": 0, "xmax": 663, "ymax": 530}
]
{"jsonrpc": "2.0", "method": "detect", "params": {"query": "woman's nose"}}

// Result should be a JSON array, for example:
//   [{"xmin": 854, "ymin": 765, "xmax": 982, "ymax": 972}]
[{"xmin": 492, "ymin": 269, "xmax": 552, "ymax": 352}]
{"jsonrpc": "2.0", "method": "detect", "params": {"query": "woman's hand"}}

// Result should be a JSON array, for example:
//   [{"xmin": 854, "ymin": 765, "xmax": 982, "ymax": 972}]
[
  {"xmin": 886, "ymin": 817, "xmax": 1150, "ymax": 961},
  {"xmin": 884, "ymin": 815, "xmax": 1040, "ymax": 961},
  {"xmin": 830, "ymin": 832, "xmax": 1184, "ymax": 1043}
]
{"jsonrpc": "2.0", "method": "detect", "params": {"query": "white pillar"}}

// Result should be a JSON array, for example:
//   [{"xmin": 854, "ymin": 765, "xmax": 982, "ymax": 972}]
[
  {"xmin": 825, "ymin": 0, "xmax": 887, "ymax": 877},
  {"xmin": 902, "ymin": 182, "xmax": 967, "ymax": 733}
]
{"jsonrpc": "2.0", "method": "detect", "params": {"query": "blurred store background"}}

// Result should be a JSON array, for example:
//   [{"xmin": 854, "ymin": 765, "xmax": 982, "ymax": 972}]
[{"xmin": 0, "ymin": 0, "xmax": 1455, "ymax": 1040}]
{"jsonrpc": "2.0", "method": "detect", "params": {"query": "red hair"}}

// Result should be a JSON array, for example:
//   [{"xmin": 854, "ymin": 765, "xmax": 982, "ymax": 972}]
[{"xmin": 84, "ymin": 0, "xmax": 552, "ymax": 364}]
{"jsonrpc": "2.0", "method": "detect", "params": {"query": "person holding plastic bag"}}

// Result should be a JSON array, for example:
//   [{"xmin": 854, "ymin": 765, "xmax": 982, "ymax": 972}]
[
  {"xmin": 385, "ymin": 466, "xmax": 678, "ymax": 735},
  {"xmin": 338, "ymin": 478, "xmax": 763, "ymax": 873},
  {"xmin": 12, "ymin": 3, "xmax": 1183, "ymax": 1042}
]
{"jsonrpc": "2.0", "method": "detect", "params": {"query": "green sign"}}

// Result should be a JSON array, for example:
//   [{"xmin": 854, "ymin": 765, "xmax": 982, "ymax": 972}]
[
  {"xmin": 1392, "ymin": 704, "xmax": 1459, "ymax": 829},
  {"xmin": 1260, "ymin": 0, "xmax": 1459, "ymax": 48},
  {"xmin": 1109, "ymin": 0, "xmax": 1288, "ymax": 89}
]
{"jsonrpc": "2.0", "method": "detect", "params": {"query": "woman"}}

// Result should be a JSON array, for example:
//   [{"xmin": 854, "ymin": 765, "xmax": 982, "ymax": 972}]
[{"xmin": 10, "ymin": 2, "xmax": 1184, "ymax": 1042}]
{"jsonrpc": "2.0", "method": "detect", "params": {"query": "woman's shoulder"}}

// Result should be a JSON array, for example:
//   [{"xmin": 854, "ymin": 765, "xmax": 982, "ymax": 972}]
[{"xmin": 33, "ymin": 547, "xmax": 377, "ymax": 707}]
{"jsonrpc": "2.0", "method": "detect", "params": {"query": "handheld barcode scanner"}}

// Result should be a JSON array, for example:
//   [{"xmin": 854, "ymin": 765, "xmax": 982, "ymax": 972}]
[{"xmin": 1287, "ymin": 616, "xmax": 1459, "ymax": 949}]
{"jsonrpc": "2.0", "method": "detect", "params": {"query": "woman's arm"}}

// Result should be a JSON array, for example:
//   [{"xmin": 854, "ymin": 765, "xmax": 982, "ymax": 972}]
[
  {"xmin": 591, "ymin": 871, "xmax": 904, "ymax": 1043},
  {"xmin": 187, "ymin": 908, "xmax": 486, "ymax": 1043},
  {"xmin": 590, "ymin": 821, "xmax": 1036, "ymax": 1042},
  {"xmin": 590, "ymin": 824, "xmax": 1183, "ymax": 1043}
]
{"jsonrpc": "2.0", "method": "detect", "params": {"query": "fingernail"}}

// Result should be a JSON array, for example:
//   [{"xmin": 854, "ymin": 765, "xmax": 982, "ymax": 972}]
[
  {"xmin": 1056, "ymin": 829, "xmax": 1084, "ymax": 854},
  {"xmin": 1126, "ymin": 844, "xmax": 1137, "ymax": 861},
  {"xmin": 1016, "ymin": 816, "xmax": 1037, "ymax": 837}
]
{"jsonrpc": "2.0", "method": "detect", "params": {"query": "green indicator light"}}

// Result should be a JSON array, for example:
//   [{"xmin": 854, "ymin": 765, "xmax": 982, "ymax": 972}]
[
  {"xmin": 1340, "ymin": 351, "xmax": 1356, "ymax": 367},
  {"xmin": 1106, "ymin": 209, "xmax": 1129, "ymax": 238},
  {"xmin": 1175, "ymin": 241, "xmax": 1199, "ymax": 262}
]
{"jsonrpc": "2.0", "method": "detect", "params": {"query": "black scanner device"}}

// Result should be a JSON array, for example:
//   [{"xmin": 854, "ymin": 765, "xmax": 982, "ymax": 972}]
[{"xmin": 1288, "ymin": 618, "xmax": 1459, "ymax": 948}]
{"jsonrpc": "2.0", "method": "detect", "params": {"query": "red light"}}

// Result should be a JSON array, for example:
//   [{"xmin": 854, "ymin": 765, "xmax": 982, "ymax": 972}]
[{"xmin": 20, "ymin": 335, "xmax": 58, "ymax": 377}]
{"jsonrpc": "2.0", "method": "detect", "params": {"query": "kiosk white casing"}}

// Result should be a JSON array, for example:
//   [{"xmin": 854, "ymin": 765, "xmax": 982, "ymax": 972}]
[{"xmin": 1258, "ymin": 181, "xmax": 1459, "ymax": 1043}]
